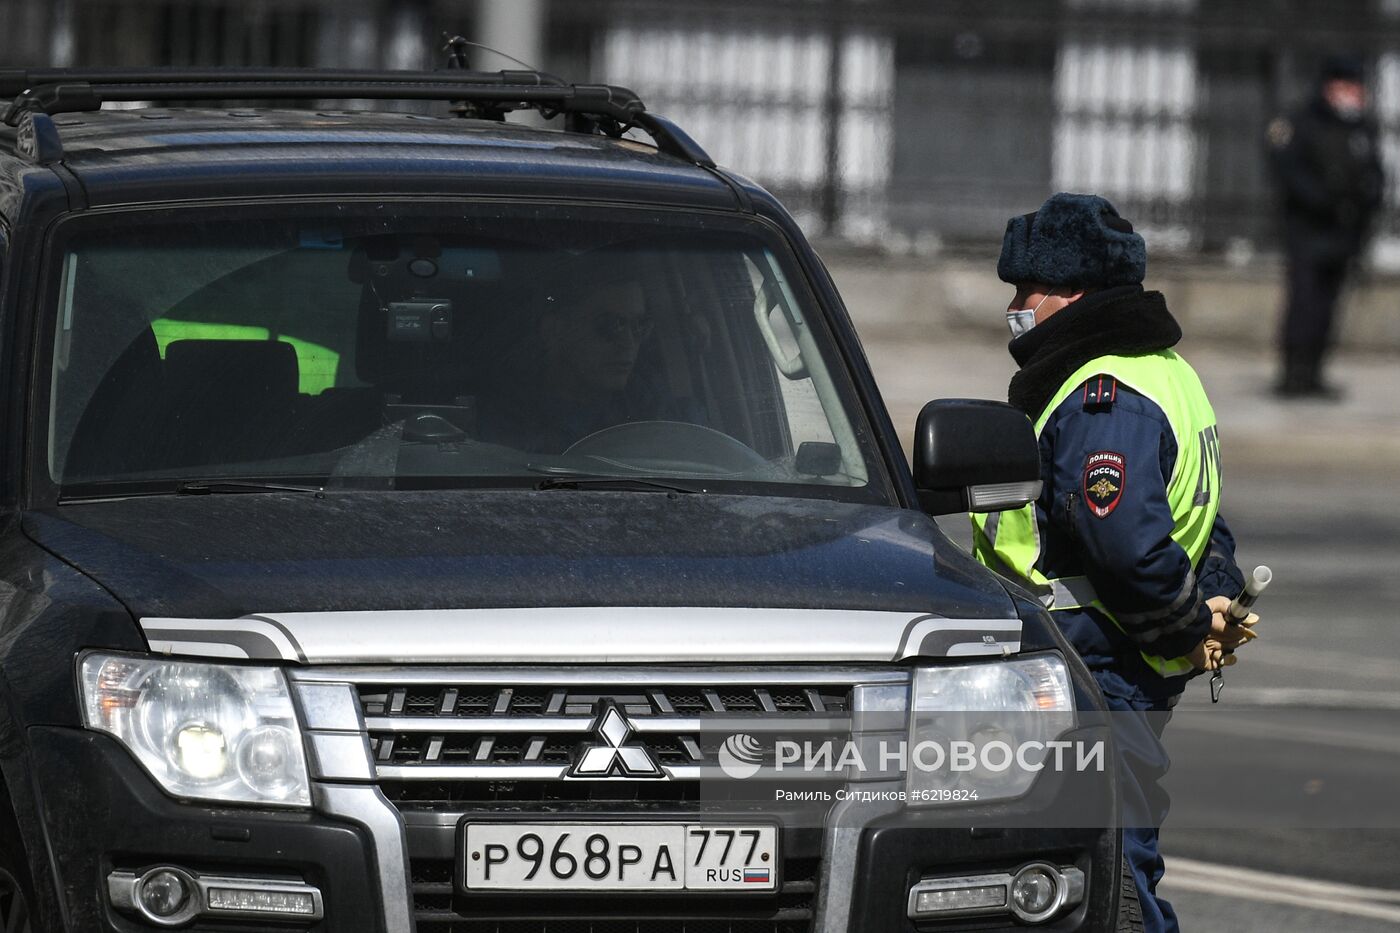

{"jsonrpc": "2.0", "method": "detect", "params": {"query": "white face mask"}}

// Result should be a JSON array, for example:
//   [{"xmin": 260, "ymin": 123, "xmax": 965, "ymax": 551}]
[
  {"xmin": 1332, "ymin": 101, "xmax": 1364, "ymax": 121},
  {"xmin": 1006, "ymin": 288, "xmax": 1057, "ymax": 338}
]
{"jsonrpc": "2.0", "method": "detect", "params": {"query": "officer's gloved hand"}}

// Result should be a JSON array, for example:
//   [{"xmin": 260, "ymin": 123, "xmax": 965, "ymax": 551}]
[
  {"xmin": 1187, "ymin": 637, "xmax": 1231, "ymax": 671},
  {"xmin": 1205, "ymin": 595, "xmax": 1261, "ymax": 652}
]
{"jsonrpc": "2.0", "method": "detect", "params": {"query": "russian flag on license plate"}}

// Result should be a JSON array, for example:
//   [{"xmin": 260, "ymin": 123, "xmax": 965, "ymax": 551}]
[{"xmin": 743, "ymin": 868, "xmax": 771, "ymax": 883}]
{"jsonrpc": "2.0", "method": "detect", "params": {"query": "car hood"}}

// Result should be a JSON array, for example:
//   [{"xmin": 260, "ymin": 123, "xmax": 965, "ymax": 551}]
[{"xmin": 24, "ymin": 490, "xmax": 1020, "ymax": 663}]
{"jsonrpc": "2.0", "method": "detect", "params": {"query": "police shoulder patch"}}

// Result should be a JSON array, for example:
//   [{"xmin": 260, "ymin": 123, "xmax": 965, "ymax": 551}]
[
  {"xmin": 1083, "ymin": 450, "xmax": 1126, "ymax": 518},
  {"xmin": 1268, "ymin": 117, "xmax": 1293, "ymax": 149},
  {"xmin": 1082, "ymin": 374, "xmax": 1118, "ymax": 410}
]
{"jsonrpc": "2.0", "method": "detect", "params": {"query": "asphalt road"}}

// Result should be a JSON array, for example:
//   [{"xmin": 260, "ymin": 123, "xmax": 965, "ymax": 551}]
[
  {"xmin": 1158, "ymin": 458, "xmax": 1400, "ymax": 932},
  {"xmin": 859, "ymin": 333, "xmax": 1400, "ymax": 932}
]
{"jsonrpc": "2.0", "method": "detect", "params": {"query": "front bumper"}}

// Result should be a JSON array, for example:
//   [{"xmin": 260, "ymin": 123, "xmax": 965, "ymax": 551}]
[
  {"xmin": 28, "ymin": 725, "xmax": 1119, "ymax": 932},
  {"xmin": 28, "ymin": 726, "xmax": 381, "ymax": 932}
]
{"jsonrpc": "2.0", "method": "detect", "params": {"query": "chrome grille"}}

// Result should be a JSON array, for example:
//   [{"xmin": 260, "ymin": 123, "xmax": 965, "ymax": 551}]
[
  {"xmin": 289, "ymin": 666, "xmax": 909, "ymax": 787},
  {"xmin": 359, "ymin": 683, "xmax": 850, "ymax": 720},
  {"xmin": 288, "ymin": 668, "xmax": 907, "ymax": 933},
  {"xmin": 345, "ymin": 672, "xmax": 883, "ymax": 782}
]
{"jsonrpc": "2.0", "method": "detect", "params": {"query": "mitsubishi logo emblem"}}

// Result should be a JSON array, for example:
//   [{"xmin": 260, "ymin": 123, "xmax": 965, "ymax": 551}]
[{"xmin": 568, "ymin": 703, "xmax": 663, "ymax": 778}]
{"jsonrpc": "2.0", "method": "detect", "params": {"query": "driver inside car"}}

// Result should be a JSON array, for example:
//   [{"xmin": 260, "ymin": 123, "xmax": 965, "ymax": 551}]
[
  {"xmin": 481, "ymin": 274, "xmax": 668, "ymax": 455},
  {"xmin": 544, "ymin": 279, "xmax": 653, "ymax": 398}
]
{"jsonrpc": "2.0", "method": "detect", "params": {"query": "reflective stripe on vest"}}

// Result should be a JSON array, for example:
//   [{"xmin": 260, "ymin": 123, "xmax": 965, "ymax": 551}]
[{"xmin": 971, "ymin": 351, "xmax": 1222, "ymax": 678}]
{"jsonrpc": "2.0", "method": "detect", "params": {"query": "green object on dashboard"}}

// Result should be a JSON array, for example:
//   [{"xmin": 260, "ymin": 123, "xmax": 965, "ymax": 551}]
[{"xmin": 150, "ymin": 318, "xmax": 339, "ymax": 395}]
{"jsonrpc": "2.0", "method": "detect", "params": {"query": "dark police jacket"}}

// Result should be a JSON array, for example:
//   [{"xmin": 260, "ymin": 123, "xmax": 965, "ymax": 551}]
[
  {"xmin": 1002, "ymin": 287, "xmax": 1244, "ymax": 699},
  {"xmin": 1268, "ymin": 94, "xmax": 1385, "ymax": 262}
]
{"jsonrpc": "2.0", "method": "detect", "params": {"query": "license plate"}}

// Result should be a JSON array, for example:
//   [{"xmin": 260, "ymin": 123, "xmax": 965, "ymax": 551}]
[{"xmin": 463, "ymin": 822, "xmax": 779, "ymax": 892}]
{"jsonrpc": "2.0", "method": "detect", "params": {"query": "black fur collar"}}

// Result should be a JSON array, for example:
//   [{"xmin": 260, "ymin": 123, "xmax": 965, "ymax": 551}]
[{"xmin": 1007, "ymin": 285, "xmax": 1182, "ymax": 416}]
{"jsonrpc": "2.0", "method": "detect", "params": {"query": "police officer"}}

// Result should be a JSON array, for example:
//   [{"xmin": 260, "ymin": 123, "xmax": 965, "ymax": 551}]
[
  {"xmin": 1267, "ymin": 53, "xmax": 1384, "ymax": 398},
  {"xmin": 971, "ymin": 193, "xmax": 1259, "ymax": 932}
]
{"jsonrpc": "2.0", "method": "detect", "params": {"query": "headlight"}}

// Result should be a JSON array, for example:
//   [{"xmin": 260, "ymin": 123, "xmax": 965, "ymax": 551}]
[
  {"xmin": 907, "ymin": 655, "xmax": 1076, "ymax": 805},
  {"xmin": 79, "ymin": 653, "xmax": 310, "ymax": 807}
]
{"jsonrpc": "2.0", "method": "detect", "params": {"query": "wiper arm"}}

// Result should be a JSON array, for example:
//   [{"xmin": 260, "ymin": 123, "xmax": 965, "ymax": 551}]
[
  {"xmin": 535, "ymin": 474, "xmax": 703, "ymax": 494},
  {"xmin": 175, "ymin": 480, "xmax": 326, "ymax": 496},
  {"xmin": 58, "ymin": 479, "xmax": 328, "ymax": 502}
]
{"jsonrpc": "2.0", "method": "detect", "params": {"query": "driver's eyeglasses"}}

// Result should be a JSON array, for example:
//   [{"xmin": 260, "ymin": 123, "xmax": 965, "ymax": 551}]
[{"xmin": 588, "ymin": 311, "xmax": 655, "ymax": 343}]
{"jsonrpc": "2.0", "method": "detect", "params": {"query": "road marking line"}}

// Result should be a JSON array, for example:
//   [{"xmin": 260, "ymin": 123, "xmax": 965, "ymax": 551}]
[
  {"xmin": 1163, "ymin": 857, "xmax": 1400, "ymax": 922},
  {"xmin": 1167, "ymin": 857, "xmax": 1400, "ymax": 903},
  {"xmin": 1245, "ymin": 646, "xmax": 1400, "ymax": 682},
  {"xmin": 1177, "ymin": 688, "xmax": 1400, "ymax": 711},
  {"xmin": 1166, "ymin": 714, "xmax": 1400, "ymax": 755},
  {"xmin": 1159, "ymin": 874, "xmax": 1400, "ymax": 923}
]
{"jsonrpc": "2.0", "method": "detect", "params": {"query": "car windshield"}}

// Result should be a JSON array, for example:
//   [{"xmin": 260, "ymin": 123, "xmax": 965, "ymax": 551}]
[{"xmin": 44, "ymin": 202, "xmax": 888, "ymax": 502}]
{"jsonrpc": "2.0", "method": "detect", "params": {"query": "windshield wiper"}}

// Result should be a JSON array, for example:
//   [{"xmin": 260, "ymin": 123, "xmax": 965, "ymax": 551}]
[
  {"xmin": 175, "ymin": 480, "xmax": 326, "ymax": 496},
  {"xmin": 535, "ymin": 475, "xmax": 704, "ymax": 494},
  {"xmin": 58, "ymin": 479, "xmax": 328, "ymax": 502}
]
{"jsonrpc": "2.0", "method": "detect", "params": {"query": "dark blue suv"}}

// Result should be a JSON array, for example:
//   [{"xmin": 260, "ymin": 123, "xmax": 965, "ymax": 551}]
[{"xmin": 0, "ymin": 67, "xmax": 1128, "ymax": 932}]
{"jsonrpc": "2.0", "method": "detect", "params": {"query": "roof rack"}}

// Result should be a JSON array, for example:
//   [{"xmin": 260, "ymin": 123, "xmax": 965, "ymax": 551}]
[{"xmin": 0, "ymin": 67, "xmax": 713, "ymax": 167}]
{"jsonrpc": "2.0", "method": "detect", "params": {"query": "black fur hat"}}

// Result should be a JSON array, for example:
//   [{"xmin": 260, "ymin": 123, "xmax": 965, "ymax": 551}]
[
  {"xmin": 996, "ymin": 193, "xmax": 1147, "ymax": 289},
  {"xmin": 1320, "ymin": 52, "xmax": 1365, "ymax": 83}
]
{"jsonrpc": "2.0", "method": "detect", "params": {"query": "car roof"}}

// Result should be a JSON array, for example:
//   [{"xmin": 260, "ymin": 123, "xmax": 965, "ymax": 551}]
[{"xmin": 26, "ymin": 107, "xmax": 745, "ymax": 210}]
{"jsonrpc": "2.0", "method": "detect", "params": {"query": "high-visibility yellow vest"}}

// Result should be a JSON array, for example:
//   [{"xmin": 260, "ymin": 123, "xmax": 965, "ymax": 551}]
[{"xmin": 971, "ymin": 350, "xmax": 1221, "ymax": 677}]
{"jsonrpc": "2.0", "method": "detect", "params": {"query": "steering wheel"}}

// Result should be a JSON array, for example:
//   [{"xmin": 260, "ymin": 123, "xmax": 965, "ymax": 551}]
[{"xmin": 563, "ymin": 421, "xmax": 769, "ymax": 474}]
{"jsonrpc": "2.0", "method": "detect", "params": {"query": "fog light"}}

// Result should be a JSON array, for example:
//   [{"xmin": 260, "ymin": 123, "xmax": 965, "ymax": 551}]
[
  {"xmin": 207, "ymin": 886, "xmax": 317, "ymax": 916},
  {"xmin": 138, "ymin": 869, "xmax": 190, "ymax": 918},
  {"xmin": 908, "ymin": 864, "xmax": 1084, "ymax": 923},
  {"xmin": 1010, "ymin": 863, "xmax": 1063, "ymax": 923},
  {"xmin": 108, "ymin": 868, "xmax": 323, "ymax": 926}
]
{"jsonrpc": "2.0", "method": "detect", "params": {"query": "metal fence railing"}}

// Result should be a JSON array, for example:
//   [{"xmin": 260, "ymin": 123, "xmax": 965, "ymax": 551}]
[
  {"xmin": 4, "ymin": 0, "xmax": 1400, "ymax": 257},
  {"xmin": 574, "ymin": 0, "xmax": 1400, "ymax": 255}
]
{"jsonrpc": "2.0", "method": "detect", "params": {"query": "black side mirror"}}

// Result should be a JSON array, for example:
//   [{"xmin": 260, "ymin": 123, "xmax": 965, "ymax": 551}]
[{"xmin": 913, "ymin": 399, "xmax": 1042, "ymax": 515}]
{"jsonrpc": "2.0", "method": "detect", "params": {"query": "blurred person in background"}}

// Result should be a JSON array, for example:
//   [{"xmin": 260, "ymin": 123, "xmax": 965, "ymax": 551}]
[
  {"xmin": 973, "ymin": 193, "xmax": 1259, "ymax": 933},
  {"xmin": 1267, "ymin": 53, "xmax": 1384, "ymax": 398}
]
